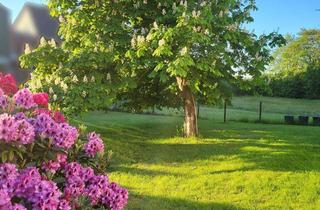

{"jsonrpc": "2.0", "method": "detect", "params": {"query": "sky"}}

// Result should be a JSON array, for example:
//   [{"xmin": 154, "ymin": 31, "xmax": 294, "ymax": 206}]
[{"xmin": 1, "ymin": 0, "xmax": 319, "ymax": 36}]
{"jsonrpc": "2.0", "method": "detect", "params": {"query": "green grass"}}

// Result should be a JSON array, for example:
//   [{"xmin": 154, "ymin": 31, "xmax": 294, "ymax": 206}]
[
  {"xmin": 153, "ymin": 96, "xmax": 320, "ymax": 124},
  {"xmin": 74, "ymin": 111, "xmax": 320, "ymax": 210}
]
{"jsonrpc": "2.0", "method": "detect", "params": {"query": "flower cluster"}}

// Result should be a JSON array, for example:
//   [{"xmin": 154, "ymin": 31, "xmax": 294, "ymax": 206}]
[
  {"xmin": 0, "ymin": 73, "xmax": 128, "ymax": 210},
  {"xmin": 0, "ymin": 113, "xmax": 35, "ymax": 145},
  {"xmin": 0, "ymin": 73, "xmax": 18, "ymax": 95},
  {"xmin": 84, "ymin": 132, "xmax": 105, "ymax": 157},
  {"xmin": 13, "ymin": 88, "xmax": 37, "ymax": 109},
  {"xmin": 33, "ymin": 92, "xmax": 49, "ymax": 108},
  {"xmin": 34, "ymin": 109, "xmax": 66, "ymax": 123},
  {"xmin": 0, "ymin": 111, "xmax": 77, "ymax": 148},
  {"xmin": 0, "ymin": 89, "xmax": 8, "ymax": 110},
  {"xmin": 0, "ymin": 164, "xmax": 63, "ymax": 209},
  {"xmin": 64, "ymin": 162, "xmax": 128, "ymax": 209},
  {"xmin": 0, "ymin": 162, "xmax": 128, "ymax": 210}
]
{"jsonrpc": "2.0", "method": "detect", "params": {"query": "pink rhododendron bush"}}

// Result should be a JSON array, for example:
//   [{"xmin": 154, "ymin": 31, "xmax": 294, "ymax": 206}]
[{"xmin": 0, "ymin": 74, "xmax": 128, "ymax": 210}]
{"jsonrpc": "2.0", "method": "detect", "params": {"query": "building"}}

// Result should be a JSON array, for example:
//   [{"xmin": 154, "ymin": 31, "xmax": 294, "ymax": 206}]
[
  {"xmin": 0, "ymin": 2, "xmax": 59, "ymax": 83},
  {"xmin": 0, "ymin": 3, "xmax": 13, "ymax": 73},
  {"xmin": 13, "ymin": 2, "xmax": 59, "ymax": 54}
]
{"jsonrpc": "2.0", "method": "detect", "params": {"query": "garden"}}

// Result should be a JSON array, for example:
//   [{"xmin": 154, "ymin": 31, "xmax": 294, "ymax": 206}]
[{"xmin": 1, "ymin": 0, "xmax": 320, "ymax": 209}]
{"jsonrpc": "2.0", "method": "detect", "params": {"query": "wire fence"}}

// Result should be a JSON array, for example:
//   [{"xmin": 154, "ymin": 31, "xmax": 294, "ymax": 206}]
[{"xmin": 147, "ymin": 96, "xmax": 320, "ymax": 125}]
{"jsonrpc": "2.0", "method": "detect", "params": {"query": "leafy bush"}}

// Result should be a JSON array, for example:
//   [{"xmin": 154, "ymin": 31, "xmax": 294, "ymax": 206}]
[
  {"xmin": 268, "ymin": 65, "xmax": 320, "ymax": 99},
  {"xmin": 0, "ymin": 74, "xmax": 128, "ymax": 209},
  {"xmin": 265, "ymin": 29, "xmax": 320, "ymax": 99},
  {"xmin": 234, "ymin": 77, "xmax": 272, "ymax": 96},
  {"xmin": 20, "ymin": 40, "xmax": 115, "ymax": 117}
]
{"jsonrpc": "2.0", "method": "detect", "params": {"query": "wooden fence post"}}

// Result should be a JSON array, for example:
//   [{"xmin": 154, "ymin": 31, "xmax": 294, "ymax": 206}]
[
  {"xmin": 259, "ymin": 101, "xmax": 262, "ymax": 122},
  {"xmin": 224, "ymin": 99, "xmax": 227, "ymax": 123}
]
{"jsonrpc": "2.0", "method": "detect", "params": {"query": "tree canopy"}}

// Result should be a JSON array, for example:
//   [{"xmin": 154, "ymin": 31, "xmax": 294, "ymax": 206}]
[
  {"xmin": 264, "ymin": 29, "xmax": 320, "ymax": 99},
  {"xmin": 268, "ymin": 29, "xmax": 320, "ymax": 76},
  {"xmin": 21, "ymin": 0, "xmax": 284, "ymax": 136}
]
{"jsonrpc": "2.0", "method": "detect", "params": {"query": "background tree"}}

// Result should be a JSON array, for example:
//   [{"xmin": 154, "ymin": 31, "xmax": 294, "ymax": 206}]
[
  {"xmin": 21, "ymin": 0, "xmax": 284, "ymax": 137},
  {"xmin": 266, "ymin": 29, "xmax": 320, "ymax": 98},
  {"xmin": 268, "ymin": 29, "xmax": 320, "ymax": 76}
]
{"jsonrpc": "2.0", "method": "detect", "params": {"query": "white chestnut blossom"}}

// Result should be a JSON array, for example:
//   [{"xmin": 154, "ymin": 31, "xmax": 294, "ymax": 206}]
[
  {"xmin": 153, "ymin": 21, "xmax": 159, "ymax": 29},
  {"xmin": 180, "ymin": 47, "xmax": 188, "ymax": 56},
  {"xmin": 39, "ymin": 37, "xmax": 47, "ymax": 47},
  {"xmin": 83, "ymin": 76, "xmax": 88, "ymax": 83},
  {"xmin": 131, "ymin": 35, "xmax": 136, "ymax": 48},
  {"xmin": 107, "ymin": 73, "xmax": 111, "ymax": 81},
  {"xmin": 200, "ymin": 1, "xmax": 207, "ymax": 7},
  {"xmin": 24, "ymin": 44, "xmax": 31, "ymax": 54},
  {"xmin": 58, "ymin": 15, "xmax": 64, "ymax": 23},
  {"xmin": 158, "ymin": 39, "xmax": 165, "ymax": 47},
  {"xmin": 137, "ymin": 35, "xmax": 145, "ymax": 45},
  {"xmin": 146, "ymin": 33, "xmax": 153, "ymax": 42},
  {"xmin": 61, "ymin": 82, "xmax": 68, "ymax": 92},
  {"xmin": 172, "ymin": 2, "xmax": 177, "ymax": 13},
  {"xmin": 54, "ymin": 77, "xmax": 61, "ymax": 85},
  {"xmin": 72, "ymin": 75, "xmax": 78, "ymax": 83},
  {"xmin": 82, "ymin": 91, "xmax": 87, "ymax": 97}
]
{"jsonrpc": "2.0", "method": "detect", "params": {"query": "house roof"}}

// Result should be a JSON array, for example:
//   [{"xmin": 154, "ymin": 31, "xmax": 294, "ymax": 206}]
[
  {"xmin": 0, "ymin": 3, "xmax": 8, "ymax": 11},
  {"xmin": 14, "ymin": 2, "xmax": 59, "ymax": 40}
]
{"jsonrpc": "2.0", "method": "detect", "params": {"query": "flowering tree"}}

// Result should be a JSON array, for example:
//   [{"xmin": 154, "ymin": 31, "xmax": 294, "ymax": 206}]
[
  {"xmin": 0, "ymin": 74, "xmax": 128, "ymax": 209},
  {"xmin": 20, "ymin": 40, "xmax": 115, "ymax": 116},
  {"xmin": 21, "ymin": 0, "xmax": 284, "ymax": 137}
]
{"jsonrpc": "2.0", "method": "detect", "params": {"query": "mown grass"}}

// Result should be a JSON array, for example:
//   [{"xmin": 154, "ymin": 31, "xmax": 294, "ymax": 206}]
[
  {"xmin": 153, "ymin": 96, "xmax": 320, "ymax": 124},
  {"xmin": 74, "ymin": 111, "xmax": 320, "ymax": 210}
]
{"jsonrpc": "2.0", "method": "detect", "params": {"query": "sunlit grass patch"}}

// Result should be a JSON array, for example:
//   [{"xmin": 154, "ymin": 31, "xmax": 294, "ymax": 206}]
[{"xmin": 74, "ymin": 111, "xmax": 320, "ymax": 210}]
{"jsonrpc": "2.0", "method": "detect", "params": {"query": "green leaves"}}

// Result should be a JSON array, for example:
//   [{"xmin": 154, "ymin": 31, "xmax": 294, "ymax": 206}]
[
  {"xmin": 1, "ymin": 150, "xmax": 8, "ymax": 163},
  {"xmin": 0, "ymin": 143, "xmax": 27, "ymax": 165},
  {"xmin": 21, "ymin": 0, "xmax": 284, "ymax": 115},
  {"xmin": 269, "ymin": 29, "xmax": 320, "ymax": 77},
  {"xmin": 167, "ymin": 56, "xmax": 195, "ymax": 77}
]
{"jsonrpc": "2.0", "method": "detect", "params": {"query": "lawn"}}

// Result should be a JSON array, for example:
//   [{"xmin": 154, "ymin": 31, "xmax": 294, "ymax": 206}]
[
  {"xmin": 154, "ymin": 96, "xmax": 320, "ymax": 124},
  {"xmin": 74, "ymin": 110, "xmax": 320, "ymax": 210}
]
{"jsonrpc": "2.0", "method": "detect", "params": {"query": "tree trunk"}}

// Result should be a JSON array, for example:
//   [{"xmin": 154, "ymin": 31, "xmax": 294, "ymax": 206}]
[{"xmin": 176, "ymin": 77, "xmax": 198, "ymax": 137}]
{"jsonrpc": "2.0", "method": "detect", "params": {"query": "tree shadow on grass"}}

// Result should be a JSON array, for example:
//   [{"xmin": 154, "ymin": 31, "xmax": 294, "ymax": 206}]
[
  {"xmin": 128, "ymin": 194, "xmax": 247, "ymax": 210},
  {"xmin": 79, "ymin": 113, "xmax": 320, "ymax": 172},
  {"xmin": 110, "ymin": 165, "xmax": 182, "ymax": 177},
  {"xmin": 113, "ymin": 129, "xmax": 320, "ymax": 173},
  {"xmin": 136, "ymin": 141, "xmax": 320, "ymax": 172}
]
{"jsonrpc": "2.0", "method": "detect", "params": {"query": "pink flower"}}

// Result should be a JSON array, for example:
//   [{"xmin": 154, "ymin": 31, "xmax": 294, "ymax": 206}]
[
  {"xmin": 0, "ymin": 114, "xmax": 18, "ymax": 143},
  {"xmin": 0, "ymin": 95, "xmax": 8, "ymax": 110},
  {"xmin": 0, "ymin": 189, "xmax": 11, "ymax": 207},
  {"xmin": 56, "ymin": 153, "xmax": 68, "ymax": 166},
  {"xmin": 84, "ymin": 132, "xmax": 104, "ymax": 157},
  {"xmin": 53, "ymin": 123, "xmax": 78, "ymax": 149},
  {"xmin": 53, "ymin": 111, "xmax": 66, "ymax": 123},
  {"xmin": 42, "ymin": 160, "xmax": 61, "ymax": 174},
  {"xmin": 10, "ymin": 204, "xmax": 27, "ymax": 210},
  {"xmin": 58, "ymin": 199, "xmax": 71, "ymax": 210},
  {"xmin": 13, "ymin": 88, "xmax": 37, "ymax": 109},
  {"xmin": 34, "ymin": 109, "xmax": 66, "ymax": 123},
  {"xmin": 0, "ymin": 73, "xmax": 18, "ymax": 95},
  {"xmin": 33, "ymin": 93, "xmax": 49, "ymax": 107},
  {"xmin": 15, "ymin": 119, "xmax": 35, "ymax": 144}
]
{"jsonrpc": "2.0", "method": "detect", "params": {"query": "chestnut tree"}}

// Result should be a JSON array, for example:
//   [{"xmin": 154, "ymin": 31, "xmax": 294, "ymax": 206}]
[{"xmin": 22, "ymin": 0, "xmax": 284, "ymax": 137}]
